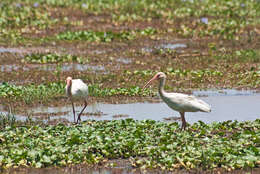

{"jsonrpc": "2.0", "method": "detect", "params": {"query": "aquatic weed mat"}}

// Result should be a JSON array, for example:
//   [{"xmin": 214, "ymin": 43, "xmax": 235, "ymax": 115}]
[{"xmin": 0, "ymin": 119, "xmax": 259, "ymax": 171}]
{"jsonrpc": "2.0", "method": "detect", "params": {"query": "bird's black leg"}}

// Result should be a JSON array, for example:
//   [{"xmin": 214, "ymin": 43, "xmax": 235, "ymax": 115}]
[
  {"xmin": 71, "ymin": 101, "xmax": 76, "ymax": 123},
  {"xmin": 76, "ymin": 100, "xmax": 88, "ymax": 124},
  {"xmin": 180, "ymin": 112, "xmax": 186, "ymax": 130}
]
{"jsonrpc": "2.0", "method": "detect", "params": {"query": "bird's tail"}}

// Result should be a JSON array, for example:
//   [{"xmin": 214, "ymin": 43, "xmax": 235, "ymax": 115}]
[{"xmin": 200, "ymin": 104, "xmax": 211, "ymax": 112}]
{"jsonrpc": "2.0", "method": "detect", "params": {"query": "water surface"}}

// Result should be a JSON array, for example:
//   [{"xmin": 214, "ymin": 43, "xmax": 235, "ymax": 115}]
[{"xmin": 6, "ymin": 89, "xmax": 258, "ymax": 124}]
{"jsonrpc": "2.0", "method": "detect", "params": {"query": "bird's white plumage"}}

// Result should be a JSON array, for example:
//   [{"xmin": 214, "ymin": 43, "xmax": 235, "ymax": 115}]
[
  {"xmin": 143, "ymin": 72, "xmax": 211, "ymax": 130},
  {"xmin": 161, "ymin": 92, "xmax": 211, "ymax": 113},
  {"xmin": 66, "ymin": 79, "xmax": 88, "ymax": 99}
]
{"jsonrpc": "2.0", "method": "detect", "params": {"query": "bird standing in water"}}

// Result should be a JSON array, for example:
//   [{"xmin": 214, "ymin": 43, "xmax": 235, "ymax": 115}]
[
  {"xmin": 65, "ymin": 77, "xmax": 88, "ymax": 123},
  {"xmin": 143, "ymin": 72, "xmax": 211, "ymax": 130}
]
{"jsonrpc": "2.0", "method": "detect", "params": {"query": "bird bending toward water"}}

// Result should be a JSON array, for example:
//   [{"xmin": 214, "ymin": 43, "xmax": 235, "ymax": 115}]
[
  {"xmin": 65, "ymin": 77, "xmax": 88, "ymax": 123},
  {"xmin": 143, "ymin": 72, "xmax": 211, "ymax": 130}
]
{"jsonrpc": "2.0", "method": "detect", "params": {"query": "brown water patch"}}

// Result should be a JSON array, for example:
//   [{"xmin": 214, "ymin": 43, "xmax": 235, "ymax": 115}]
[
  {"xmin": 81, "ymin": 111, "xmax": 107, "ymax": 117},
  {"xmin": 113, "ymin": 114, "xmax": 129, "ymax": 118},
  {"xmin": 32, "ymin": 111, "xmax": 69, "ymax": 117},
  {"xmin": 163, "ymin": 116, "xmax": 181, "ymax": 121}
]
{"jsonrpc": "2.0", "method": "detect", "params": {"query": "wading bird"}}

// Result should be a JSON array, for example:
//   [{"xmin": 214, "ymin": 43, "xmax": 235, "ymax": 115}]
[
  {"xmin": 143, "ymin": 72, "xmax": 211, "ymax": 130},
  {"xmin": 65, "ymin": 77, "xmax": 88, "ymax": 123}
]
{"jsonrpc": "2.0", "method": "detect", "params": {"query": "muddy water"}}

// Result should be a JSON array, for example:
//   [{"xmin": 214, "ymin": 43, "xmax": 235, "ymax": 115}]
[{"xmin": 6, "ymin": 89, "xmax": 259, "ymax": 124}]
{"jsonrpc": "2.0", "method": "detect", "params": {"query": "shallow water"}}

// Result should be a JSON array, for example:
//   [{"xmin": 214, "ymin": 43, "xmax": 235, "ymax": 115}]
[
  {"xmin": 5, "ymin": 89, "xmax": 259, "ymax": 124},
  {"xmin": 36, "ymin": 64, "xmax": 105, "ymax": 72},
  {"xmin": 141, "ymin": 43, "xmax": 187, "ymax": 53},
  {"xmin": 158, "ymin": 43, "xmax": 187, "ymax": 50},
  {"xmin": 0, "ymin": 64, "xmax": 106, "ymax": 73},
  {"xmin": 0, "ymin": 64, "xmax": 29, "ymax": 72},
  {"xmin": 0, "ymin": 47, "xmax": 26, "ymax": 53},
  {"xmin": 116, "ymin": 57, "xmax": 132, "ymax": 64}
]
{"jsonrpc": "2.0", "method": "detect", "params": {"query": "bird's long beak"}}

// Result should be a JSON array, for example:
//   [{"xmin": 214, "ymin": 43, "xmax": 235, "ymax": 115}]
[{"xmin": 143, "ymin": 74, "xmax": 158, "ymax": 89}]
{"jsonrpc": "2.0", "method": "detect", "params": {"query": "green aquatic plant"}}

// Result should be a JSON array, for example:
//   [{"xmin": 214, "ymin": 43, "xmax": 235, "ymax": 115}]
[
  {"xmin": 56, "ymin": 27, "xmax": 157, "ymax": 41},
  {"xmin": 22, "ymin": 53, "xmax": 86, "ymax": 64},
  {"xmin": 88, "ymin": 85, "xmax": 154, "ymax": 97},
  {"xmin": 124, "ymin": 68, "xmax": 223, "ymax": 78},
  {"xmin": 0, "ymin": 82, "xmax": 155, "ymax": 104},
  {"xmin": 235, "ymin": 49, "xmax": 260, "ymax": 63},
  {"xmin": 0, "ymin": 113, "xmax": 16, "ymax": 129},
  {"xmin": 0, "ymin": 2, "xmax": 56, "ymax": 29},
  {"xmin": 0, "ymin": 0, "xmax": 259, "ymax": 44},
  {"xmin": 0, "ymin": 82, "xmax": 65, "ymax": 104},
  {"xmin": 0, "ymin": 119, "xmax": 259, "ymax": 170}
]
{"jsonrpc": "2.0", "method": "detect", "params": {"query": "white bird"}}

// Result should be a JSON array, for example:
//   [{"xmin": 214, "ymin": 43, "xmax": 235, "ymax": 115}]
[
  {"xmin": 143, "ymin": 72, "xmax": 211, "ymax": 130},
  {"xmin": 65, "ymin": 77, "xmax": 89, "ymax": 123}
]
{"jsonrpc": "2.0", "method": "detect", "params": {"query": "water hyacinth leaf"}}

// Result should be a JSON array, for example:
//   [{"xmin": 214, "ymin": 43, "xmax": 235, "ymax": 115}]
[{"xmin": 0, "ymin": 118, "xmax": 259, "ymax": 170}]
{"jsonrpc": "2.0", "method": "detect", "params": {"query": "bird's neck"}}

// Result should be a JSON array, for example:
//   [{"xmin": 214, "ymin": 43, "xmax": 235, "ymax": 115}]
[
  {"xmin": 66, "ymin": 83, "xmax": 72, "ymax": 97},
  {"xmin": 158, "ymin": 77, "xmax": 166, "ymax": 97}
]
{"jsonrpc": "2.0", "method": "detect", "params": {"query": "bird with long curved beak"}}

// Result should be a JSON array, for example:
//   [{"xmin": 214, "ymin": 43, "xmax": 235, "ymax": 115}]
[
  {"xmin": 143, "ymin": 72, "xmax": 211, "ymax": 130},
  {"xmin": 65, "ymin": 77, "xmax": 88, "ymax": 123}
]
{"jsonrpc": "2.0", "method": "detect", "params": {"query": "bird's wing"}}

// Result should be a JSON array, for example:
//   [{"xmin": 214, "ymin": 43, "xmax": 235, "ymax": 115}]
[
  {"xmin": 71, "ymin": 79, "xmax": 89, "ymax": 98},
  {"xmin": 165, "ymin": 93, "xmax": 211, "ymax": 112}
]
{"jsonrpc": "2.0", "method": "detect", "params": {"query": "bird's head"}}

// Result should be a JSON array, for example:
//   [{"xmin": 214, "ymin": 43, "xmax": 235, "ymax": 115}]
[
  {"xmin": 143, "ymin": 72, "xmax": 166, "ymax": 89},
  {"xmin": 66, "ymin": 77, "xmax": 73, "ymax": 86}
]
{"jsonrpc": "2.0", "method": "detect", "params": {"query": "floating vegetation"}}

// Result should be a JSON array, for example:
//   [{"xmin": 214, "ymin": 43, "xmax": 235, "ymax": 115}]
[
  {"xmin": 0, "ymin": 82, "xmax": 65, "ymax": 104},
  {"xmin": 213, "ymin": 49, "xmax": 260, "ymax": 63},
  {"xmin": 56, "ymin": 27, "xmax": 157, "ymax": 41},
  {"xmin": 0, "ymin": 113, "xmax": 16, "ymax": 128},
  {"xmin": 0, "ymin": 2, "xmax": 56, "ymax": 29},
  {"xmin": 0, "ymin": 82, "xmax": 155, "ymax": 104},
  {"xmin": 124, "ymin": 68, "xmax": 224, "ymax": 78},
  {"xmin": 88, "ymin": 85, "xmax": 154, "ymax": 97},
  {"xmin": 0, "ymin": 119, "xmax": 259, "ymax": 170},
  {"xmin": 0, "ymin": 0, "xmax": 259, "ymax": 44},
  {"xmin": 22, "ymin": 53, "xmax": 86, "ymax": 64}
]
